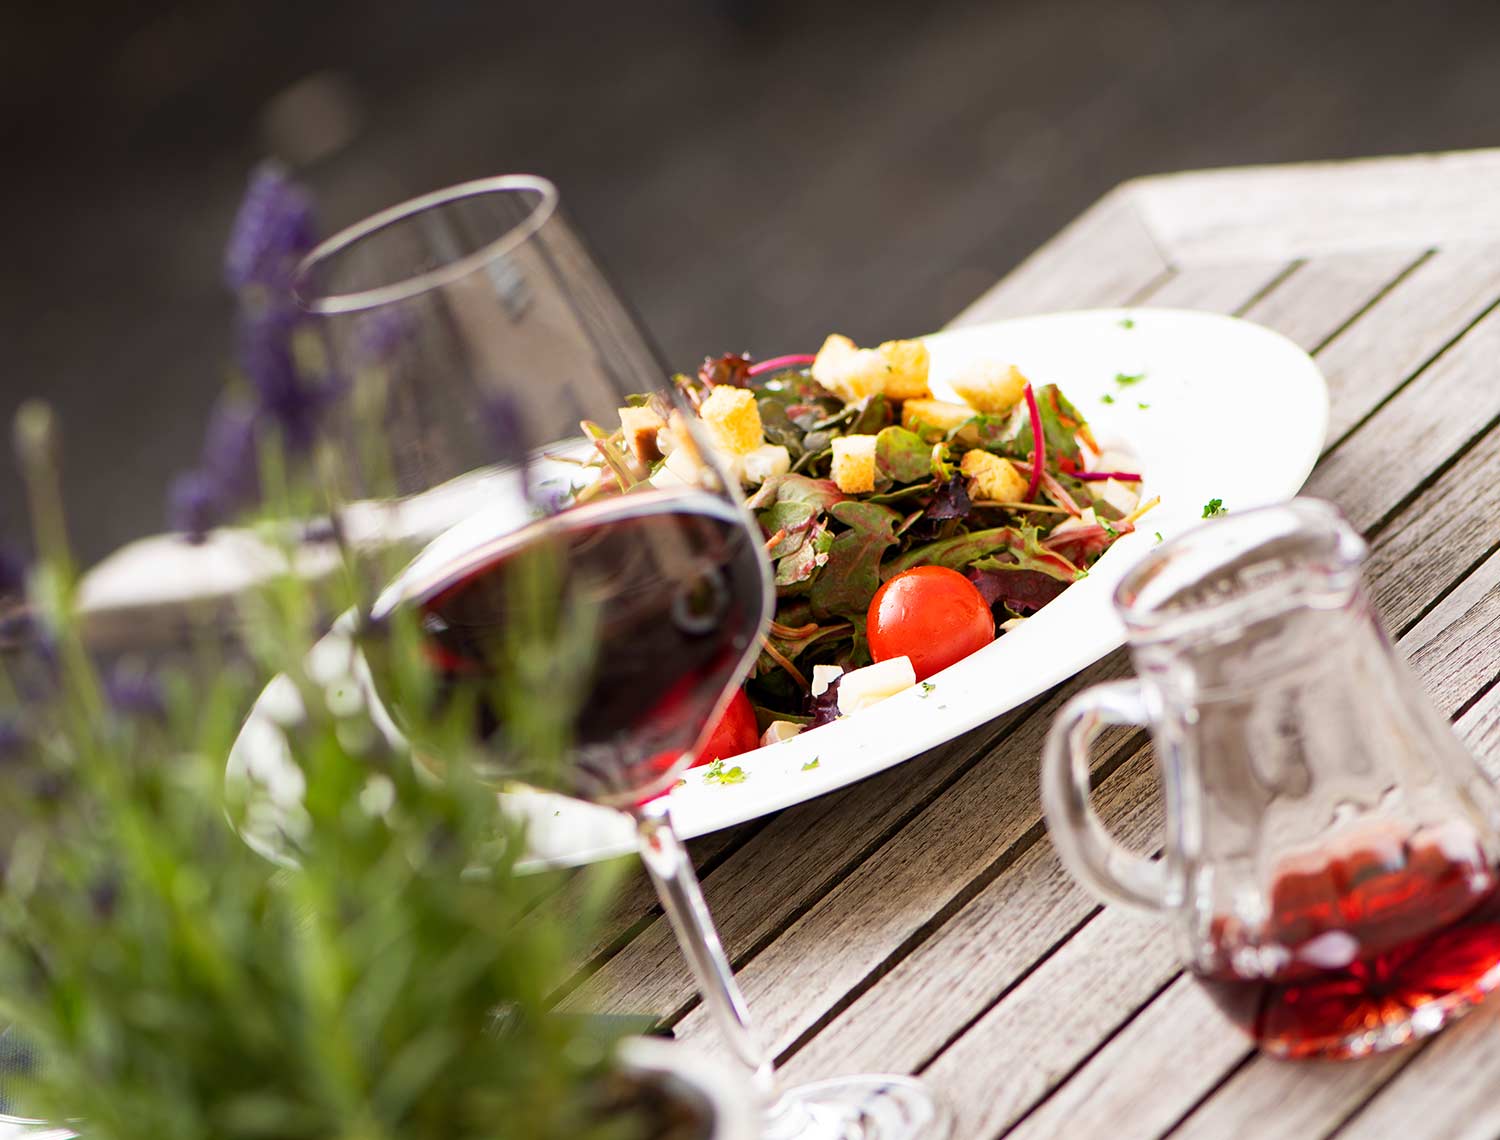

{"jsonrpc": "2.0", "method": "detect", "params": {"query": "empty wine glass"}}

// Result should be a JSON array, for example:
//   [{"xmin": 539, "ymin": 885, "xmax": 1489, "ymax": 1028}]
[{"xmin": 292, "ymin": 175, "xmax": 950, "ymax": 1139}]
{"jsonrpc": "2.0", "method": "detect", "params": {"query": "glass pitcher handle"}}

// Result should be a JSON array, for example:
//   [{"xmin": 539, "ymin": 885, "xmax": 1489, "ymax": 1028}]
[{"xmin": 1041, "ymin": 679, "xmax": 1171, "ymax": 913}]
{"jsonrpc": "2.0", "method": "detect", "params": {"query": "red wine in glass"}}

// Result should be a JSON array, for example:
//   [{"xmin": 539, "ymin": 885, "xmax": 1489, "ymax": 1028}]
[
  {"xmin": 368, "ymin": 487, "xmax": 765, "ymax": 805},
  {"xmin": 1195, "ymin": 826, "xmax": 1500, "ymax": 1058}
]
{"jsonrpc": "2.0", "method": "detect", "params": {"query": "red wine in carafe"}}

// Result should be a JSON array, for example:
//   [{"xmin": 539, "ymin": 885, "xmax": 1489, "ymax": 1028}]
[
  {"xmin": 377, "ymin": 489, "xmax": 765, "ymax": 805},
  {"xmin": 1195, "ymin": 827, "xmax": 1500, "ymax": 1058}
]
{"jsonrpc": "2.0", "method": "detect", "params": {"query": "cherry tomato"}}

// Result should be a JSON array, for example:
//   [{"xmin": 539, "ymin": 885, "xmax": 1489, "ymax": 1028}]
[
  {"xmin": 693, "ymin": 687, "xmax": 759, "ymax": 767},
  {"xmin": 867, "ymin": 566, "xmax": 995, "ymax": 682}
]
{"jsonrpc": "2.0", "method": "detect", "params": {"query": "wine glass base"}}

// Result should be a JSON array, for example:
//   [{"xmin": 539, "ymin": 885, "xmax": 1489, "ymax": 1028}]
[{"xmin": 766, "ymin": 1074, "xmax": 951, "ymax": 1140}]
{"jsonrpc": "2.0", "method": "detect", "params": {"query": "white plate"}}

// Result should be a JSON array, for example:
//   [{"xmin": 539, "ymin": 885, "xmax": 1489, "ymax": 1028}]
[{"xmin": 228, "ymin": 309, "xmax": 1327, "ymax": 867}]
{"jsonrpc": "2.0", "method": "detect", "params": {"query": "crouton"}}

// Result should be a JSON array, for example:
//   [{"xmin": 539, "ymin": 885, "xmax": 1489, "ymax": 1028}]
[
  {"xmin": 811, "ymin": 334, "xmax": 888, "ymax": 404},
  {"xmin": 877, "ymin": 338, "xmax": 931, "ymax": 401},
  {"xmin": 831, "ymin": 434, "xmax": 878, "ymax": 494},
  {"xmin": 698, "ymin": 386, "xmax": 764, "ymax": 455},
  {"xmin": 901, "ymin": 398, "xmax": 976, "ymax": 436},
  {"xmin": 949, "ymin": 360, "xmax": 1029, "ymax": 414},
  {"xmin": 961, "ymin": 449, "xmax": 1029, "ymax": 503},
  {"xmin": 618, "ymin": 405, "xmax": 666, "ymax": 465}
]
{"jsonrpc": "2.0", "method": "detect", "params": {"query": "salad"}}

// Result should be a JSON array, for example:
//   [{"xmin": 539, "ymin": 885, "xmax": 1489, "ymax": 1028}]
[{"xmin": 586, "ymin": 333, "xmax": 1156, "ymax": 767}]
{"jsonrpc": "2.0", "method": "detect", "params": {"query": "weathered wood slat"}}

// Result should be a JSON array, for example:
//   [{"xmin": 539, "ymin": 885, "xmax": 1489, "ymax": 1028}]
[
  {"xmin": 668, "ymin": 655, "xmax": 1139, "ymax": 1051},
  {"xmin": 567, "ymin": 697, "xmax": 1045, "ymax": 1020},
  {"xmin": 1306, "ymin": 297, "xmax": 1500, "ymax": 531},
  {"xmin": 1310, "ymin": 244, "xmax": 1500, "ymax": 445},
  {"xmin": 1131, "ymin": 260, "xmax": 1292, "ymax": 314},
  {"xmin": 776, "ymin": 744, "xmax": 1160, "ymax": 1086},
  {"xmin": 1237, "ymin": 249, "xmax": 1422, "ymax": 354},
  {"xmin": 1365, "ymin": 423, "xmax": 1500, "ymax": 633},
  {"xmin": 1127, "ymin": 148, "xmax": 1500, "ymax": 264},
  {"xmin": 1333, "ymin": 993, "xmax": 1500, "ymax": 1140}
]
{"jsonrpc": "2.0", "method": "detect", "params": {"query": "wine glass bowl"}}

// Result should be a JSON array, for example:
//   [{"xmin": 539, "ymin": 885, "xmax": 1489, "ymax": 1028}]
[{"xmin": 294, "ymin": 174, "xmax": 950, "ymax": 1140}]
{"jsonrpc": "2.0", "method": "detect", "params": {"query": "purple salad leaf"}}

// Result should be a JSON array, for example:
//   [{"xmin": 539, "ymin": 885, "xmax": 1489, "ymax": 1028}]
[
  {"xmin": 699, "ymin": 353, "xmax": 753, "ymax": 388},
  {"xmin": 968, "ymin": 567, "xmax": 1071, "ymax": 616},
  {"xmin": 809, "ymin": 501, "xmax": 902, "ymax": 619}
]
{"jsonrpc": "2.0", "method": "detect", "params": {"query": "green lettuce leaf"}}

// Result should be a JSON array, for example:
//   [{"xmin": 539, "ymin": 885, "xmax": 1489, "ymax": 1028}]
[{"xmin": 875, "ymin": 425, "xmax": 932, "ymax": 484}]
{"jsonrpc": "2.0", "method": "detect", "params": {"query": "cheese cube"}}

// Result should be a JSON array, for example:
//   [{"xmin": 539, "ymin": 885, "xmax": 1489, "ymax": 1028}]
[
  {"xmin": 961, "ymin": 449, "xmax": 1029, "ymax": 503},
  {"xmin": 1093, "ymin": 477, "xmax": 1140, "ymax": 519},
  {"xmin": 619, "ymin": 405, "xmax": 666, "ymax": 464},
  {"xmin": 759, "ymin": 721, "xmax": 804, "ymax": 747},
  {"xmin": 1050, "ymin": 506, "xmax": 1098, "ymax": 537},
  {"xmin": 698, "ymin": 387, "xmax": 764, "ymax": 455},
  {"xmin": 877, "ymin": 339, "xmax": 931, "ymax": 401},
  {"xmin": 949, "ymin": 360, "xmax": 1029, "ymax": 414},
  {"xmin": 811, "ymin": 334, "xmax": 888, "ymax": 404},
  {"xmin": 830, "ymin": 434, "xmax": 878, "ymax": 494},
  {"xmin": 651, "ymin": 443, "xmax": 706, "ymax": 489},
  {"xmin": 810, "ymin": 664, "xmax": 844, "ymax": 697},
  {"xmin": 836, "ymin": 656, "xmax": 917, "ymax": 715},
  {"xmin": 739, "ymin": 442, "xmax": 791, "ymax": 486},
  {"xmin": 901, "ymin": 398, "xmax": 976, "ymax": 436}
]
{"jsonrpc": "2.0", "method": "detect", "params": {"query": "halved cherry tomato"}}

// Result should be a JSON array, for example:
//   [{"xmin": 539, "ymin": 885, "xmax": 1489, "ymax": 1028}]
[
  {"xmin": 694, "ymin": 687, "xmax": 759, "ymax": 767},
  {"xmin": 867, "ymin": 565, "xmax": 995, "ymax": 682}
]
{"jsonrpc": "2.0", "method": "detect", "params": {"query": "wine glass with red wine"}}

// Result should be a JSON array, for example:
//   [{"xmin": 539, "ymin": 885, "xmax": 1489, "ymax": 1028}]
[{"xmin": 293, "ymin": 176, "xmax": 949, "ymax": 1140}]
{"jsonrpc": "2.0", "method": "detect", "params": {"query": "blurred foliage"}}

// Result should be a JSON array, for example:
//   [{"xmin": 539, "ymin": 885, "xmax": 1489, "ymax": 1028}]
[{"xmin": 0, "ymin": 398, "xmax": 647, "ymax": 1140}]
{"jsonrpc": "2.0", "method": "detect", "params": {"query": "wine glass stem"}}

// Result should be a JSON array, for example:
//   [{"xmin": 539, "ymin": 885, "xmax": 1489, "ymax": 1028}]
[{"xmin": 633, "ymin": 799, "xmax": 777, "ymax": 1103}]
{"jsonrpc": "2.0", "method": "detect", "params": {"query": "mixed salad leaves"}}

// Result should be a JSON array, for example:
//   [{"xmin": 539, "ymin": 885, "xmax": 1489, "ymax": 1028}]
[{"xmin": 581, "ymin": 334, "xmax": 1158, "ymax": 758}]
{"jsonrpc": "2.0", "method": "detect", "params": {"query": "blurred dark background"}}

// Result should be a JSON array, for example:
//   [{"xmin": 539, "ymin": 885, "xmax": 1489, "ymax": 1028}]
[{"xmin": 4, "ymin": 0, "xmax": 1500, "ymax": 563}]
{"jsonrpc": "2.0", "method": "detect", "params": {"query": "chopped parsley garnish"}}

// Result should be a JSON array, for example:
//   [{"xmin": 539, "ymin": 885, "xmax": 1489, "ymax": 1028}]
[
  {"xmin": 703, "ymin": 759, "xmax": 747, "ymax": 785},
  {"xmin": 802, "ymin": 758, "xmax": 821, "ymax": 771},
  {"xmin": 1136, "ymin": 402, "xmax": 1150, "ymax": 410},
  {"xmin": 1115, "ymin": 372, "xmax": 1147, "ymax": 387},
  {"xmin": 1202, "ymin": 498, "xmax": 1227, "ymax": 518},
  {"xmin": 1154, "ymin": 531, "xmax": 1163, "ymax": 543},
  {"xmin": 1118, "ymin": 317, "xmax": 1135, "ymax": 330},
  {"xmin": 1100, "ymin": 393, "xmax": 1116, "ymax": 405},
  {"xmin": 918, "ymin": 682, "xmax": 936, "ymax": 698}
]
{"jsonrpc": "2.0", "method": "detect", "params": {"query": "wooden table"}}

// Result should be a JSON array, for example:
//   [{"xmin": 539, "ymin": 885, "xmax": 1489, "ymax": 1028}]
[{"xmin": 581, "ymin": 149, "xmax": 1500, "ymax": 1139}]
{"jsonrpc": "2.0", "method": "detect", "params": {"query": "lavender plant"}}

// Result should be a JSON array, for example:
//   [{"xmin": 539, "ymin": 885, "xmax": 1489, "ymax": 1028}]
[
  {"xmin": 0, "ymin": 390, "xmax": 652, "ymax": 1136},
  {"xmin": 168, "ymin": 164, "xmax": 341, "ymax": 540}
]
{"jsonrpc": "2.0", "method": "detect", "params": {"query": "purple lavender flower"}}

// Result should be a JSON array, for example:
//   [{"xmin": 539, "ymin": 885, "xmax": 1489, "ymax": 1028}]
[
  {"xmin": 223, "ymin": 163, "xmax": 318, "ymax": 293},
  {"xmin": 236, "ymin": 303, "xmax": 339, "ymax": 451},
  {"xmin": 199, "ymin": 400, "xmax": 261, "ymax": 504},
  {"xmin": 0, "ymin": 719, "xmax": 26, "ymax": 765},
  {"xmin": 104, "ymin": 664, "xmax": 167, "ymax": 721},
  {"xmin": 89, "ymin": 875, "xmax": 121, "ymax": 921},
  {"xmin": 479, "ymin": 390, "xmax": 526, "ymax": 466},
  {"xmin": 0, "ymin": 543, "xmax": 25, "ymax": 597},
  {"xmin": 167, "ymin": 470, "xmax": 223, "ymax": 542}
]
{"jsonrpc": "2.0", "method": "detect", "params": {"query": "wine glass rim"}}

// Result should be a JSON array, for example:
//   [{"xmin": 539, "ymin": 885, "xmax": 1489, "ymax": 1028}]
[{"xmin": 292, "ymin": 173, "xmax": 560, "ymax": 315}]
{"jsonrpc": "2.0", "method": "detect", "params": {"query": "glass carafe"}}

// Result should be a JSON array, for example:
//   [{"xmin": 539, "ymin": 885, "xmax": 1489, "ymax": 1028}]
[{"xmin": 1041, "ymin": 498, "xmax": 1500, "ymax": 1059}]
